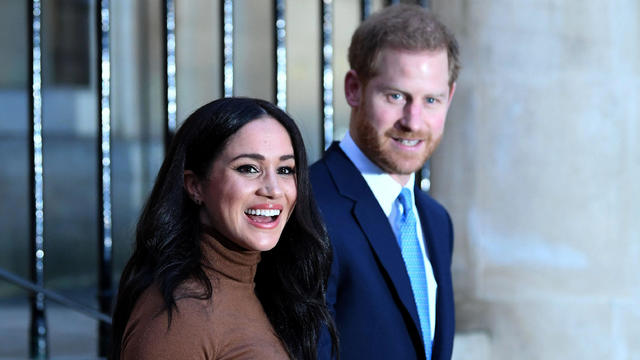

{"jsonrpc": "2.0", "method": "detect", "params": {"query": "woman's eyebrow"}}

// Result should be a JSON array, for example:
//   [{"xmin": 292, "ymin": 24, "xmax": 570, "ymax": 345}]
[
  {"xmin": 231, "ymin": 153, "xmax": 264, "ymax": 161},
  {"xmin": 230, "ymin": 153, "xmax": 295, "ymax": 161}
]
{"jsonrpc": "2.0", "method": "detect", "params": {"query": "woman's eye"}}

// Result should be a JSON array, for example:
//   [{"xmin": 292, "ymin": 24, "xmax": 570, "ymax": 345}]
[
  {"xmin": 236, "ymin": 165, "xmax": 259, "ymax": 174},
  {"xmin": 278, "ymin": 166, "xmax": 295, "ymax": 175}
]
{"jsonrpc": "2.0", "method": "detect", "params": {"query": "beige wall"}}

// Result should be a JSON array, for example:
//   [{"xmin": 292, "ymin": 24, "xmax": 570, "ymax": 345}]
[{"xmin": 430, "ymin": 1, "xmax": 640, "ymax": 359}]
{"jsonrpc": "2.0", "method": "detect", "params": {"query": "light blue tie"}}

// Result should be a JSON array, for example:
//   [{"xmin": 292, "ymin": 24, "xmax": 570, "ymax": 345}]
[{"xmin": 397, "ymin": 188, "xmax": 432, "ymax": 359}]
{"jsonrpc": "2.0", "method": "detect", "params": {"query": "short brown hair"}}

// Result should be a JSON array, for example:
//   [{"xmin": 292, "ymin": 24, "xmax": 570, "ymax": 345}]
[{"xmin": 348, "ymin": 4, "xmax": 460, "ymax": 87}]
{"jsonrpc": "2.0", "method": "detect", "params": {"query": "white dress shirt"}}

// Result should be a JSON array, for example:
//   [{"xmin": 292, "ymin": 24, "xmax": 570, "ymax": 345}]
[{"xmin": 339, "ymin": 131, "xmax": 437, "ymax": 341}]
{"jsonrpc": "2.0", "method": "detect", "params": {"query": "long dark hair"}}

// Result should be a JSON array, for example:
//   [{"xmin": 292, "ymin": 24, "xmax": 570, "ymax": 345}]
[{"xmin": 111, "ymin": 97, "xmax": 338, "ymax": 359}]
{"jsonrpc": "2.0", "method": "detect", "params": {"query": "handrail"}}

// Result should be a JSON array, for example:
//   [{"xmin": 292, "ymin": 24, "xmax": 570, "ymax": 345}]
[{"xmin": 0, "ymin": 267, "xmax": 112, "ymax": 325}]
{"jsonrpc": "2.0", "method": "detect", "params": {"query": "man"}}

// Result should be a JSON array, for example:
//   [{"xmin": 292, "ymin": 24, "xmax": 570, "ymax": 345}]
[{"xmin": 310, "ymin": 4, "xmax": 460, "ymax": 360}]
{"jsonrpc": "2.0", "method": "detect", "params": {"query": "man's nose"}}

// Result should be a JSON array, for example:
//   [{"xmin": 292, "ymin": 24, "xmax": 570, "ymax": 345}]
[{"xmin": 398, "ymin": 101, "xmax": 424, "ymax": 131}]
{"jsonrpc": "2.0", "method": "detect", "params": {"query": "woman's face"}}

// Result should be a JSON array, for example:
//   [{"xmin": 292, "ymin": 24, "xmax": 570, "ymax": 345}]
[{"xmin": 194, "ymin": 116, "xmax": 297, "ymax": 251}]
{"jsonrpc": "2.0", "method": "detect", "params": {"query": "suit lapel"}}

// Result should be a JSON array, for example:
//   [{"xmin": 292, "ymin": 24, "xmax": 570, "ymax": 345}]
[
  {"xmin": 323, "ymin": 143, "xmax": 422, "ymax": 332},
  {"xmin": 415, "ymin": 188, "xmax": 449, "ymax": 355}
]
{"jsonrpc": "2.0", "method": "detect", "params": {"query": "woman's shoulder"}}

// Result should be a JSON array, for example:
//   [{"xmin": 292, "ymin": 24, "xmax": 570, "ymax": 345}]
[
  {"xmin": 120, "ymin": 283, "xmax": 218, "ymax": 360},
  {"xmin": 132, "ymin": 281, "xmax": 214, "ymax": 319}
]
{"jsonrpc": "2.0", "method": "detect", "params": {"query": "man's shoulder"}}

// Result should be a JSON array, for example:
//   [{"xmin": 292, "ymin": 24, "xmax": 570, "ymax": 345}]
[
  {"xmin": 309, "ymin": 154, "xmax": 344, "ymax": 201},
  {"xmin": 309, "ymin": 144, "xmax": 352, "ymax": 188},
  {"xmin": 309, "ymin": 156, "xmax": 331, "ymax": 185},
  {"xmin": 414, "ymin": 188, "xmax": 452, "ymax": 229},
  {"xmin": 415, "ymin": 189, "xmax": 445, "ymax": 209},
  {"xmin": 309, "ymin": 151, "xmax": 366, "ymax": 219},
  {"xmin": 309, "ymin": 156, "xmax": 327, "ymax": 175}
]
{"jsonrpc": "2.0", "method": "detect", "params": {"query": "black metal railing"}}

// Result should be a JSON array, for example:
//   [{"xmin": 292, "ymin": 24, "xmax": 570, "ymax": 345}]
[
  {"xmin": 164, "ymin": 0, "xmax": 178, "ymax": 148},
  {"xmin": 274, "ymin": 0, "xmax": 287, "ymax": 110},
  {"xmin": 15, "ymin": 0, "xmax": 431, "ymax": 358},
  {"xmin": 0, "ymin": 268, "xmax": 112, "ymax": 325},
  {"xmin": 321, "ymin": 0, "xmax": 334, "ymax": 149},
  {"xmin": 28, "ymin": 1, "xmax": 47, "ymax": 357},
  {"xmin": 96, "ymin": 0, "xmax": 114, "ymax": 355}
]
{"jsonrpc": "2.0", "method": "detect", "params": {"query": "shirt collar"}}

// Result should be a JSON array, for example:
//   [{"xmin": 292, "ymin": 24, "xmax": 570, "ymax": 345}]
[{"xmin": 339, "ymin": 131, "xmax": 415, "ymax": 217}]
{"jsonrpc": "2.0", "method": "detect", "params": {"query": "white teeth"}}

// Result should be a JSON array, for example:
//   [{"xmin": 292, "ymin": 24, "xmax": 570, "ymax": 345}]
[
  {"xmin": 398, "ymin": 139, "xmax": 419, "ymax": 146},
  {"xmin": 245, "ymin": 209, "xmax": 281, "ymax": 217}
]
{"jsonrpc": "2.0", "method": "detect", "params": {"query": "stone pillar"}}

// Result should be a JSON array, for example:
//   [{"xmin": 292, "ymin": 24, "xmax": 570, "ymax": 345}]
[{"xmin": 430, "ymin": 1, "xmax": 640, "ymax": 359}]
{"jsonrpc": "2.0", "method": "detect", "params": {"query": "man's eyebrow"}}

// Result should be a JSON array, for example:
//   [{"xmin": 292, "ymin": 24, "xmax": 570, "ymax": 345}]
[
  {"xmin": 430, "ymin": 92, "xmax": 449, "ymax": 98},
  {"xmin": 378, "ymin": 84, "xmax": 404, "ymax": 92},
  {"xmin": 378, "ymin": 84, "xmax": 448, "ymax": 98},
  {"xmin": 230, "ymin": 153, "xmax": 295, "ymax": 161}
]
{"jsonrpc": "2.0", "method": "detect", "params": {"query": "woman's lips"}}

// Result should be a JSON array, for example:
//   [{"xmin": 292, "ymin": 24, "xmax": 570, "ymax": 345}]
[{"xmin": 244, "ymin": 205, "xmax": 283, "ymax": 228}]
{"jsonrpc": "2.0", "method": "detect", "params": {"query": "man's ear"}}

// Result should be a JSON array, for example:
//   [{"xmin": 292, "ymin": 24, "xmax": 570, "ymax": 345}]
[
  {"xmin": 184, "ymin": 170, "xmax": 202, "ymax": 205},
  {"xmin": 446, "ymin": 82, "xmax": 457, "ymax": 110},
  {"xmin": 344, "ymin": 70, "xmax": 363, "ymax": 107}
]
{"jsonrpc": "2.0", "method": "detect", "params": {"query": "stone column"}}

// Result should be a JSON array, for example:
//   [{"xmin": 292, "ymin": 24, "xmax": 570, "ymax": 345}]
[{"xmin": 430, "ymin": 1, "xmax": 640, "ymax": 359}]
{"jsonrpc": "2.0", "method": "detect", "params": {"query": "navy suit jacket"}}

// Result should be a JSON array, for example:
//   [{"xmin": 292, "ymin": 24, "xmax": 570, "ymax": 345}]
[{"xmin": 311, "ymin": 143, "xmax": 455, "ymax": 360}]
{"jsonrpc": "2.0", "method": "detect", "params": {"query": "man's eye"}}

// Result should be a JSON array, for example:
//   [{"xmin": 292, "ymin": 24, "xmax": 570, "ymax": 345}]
[
  {"xmin": 236, "ymin": 165, "xmax": 259, "ymax": 174},
  {"xmin": 426, "ymin": 97, "xmax": 437, "ymax": 104},
  {"xmin": 388, "ymin": 93, "xmax": 404, "ymax": 102},
  {"xmin": 278, "ymin": 166, "xmax": 295, "ymax": 175}
]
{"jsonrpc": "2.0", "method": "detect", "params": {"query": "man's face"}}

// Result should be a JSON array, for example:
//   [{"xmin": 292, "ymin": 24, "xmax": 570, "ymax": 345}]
[{"xmin": 346, "ymin": 47, "xmax": 456, "ymax": 184}]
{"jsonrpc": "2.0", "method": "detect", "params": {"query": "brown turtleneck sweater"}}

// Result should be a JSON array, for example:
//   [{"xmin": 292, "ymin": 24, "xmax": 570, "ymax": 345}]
[{"xmin": 121, "ymin": 232, "xmax": 289, "ymax": 359}]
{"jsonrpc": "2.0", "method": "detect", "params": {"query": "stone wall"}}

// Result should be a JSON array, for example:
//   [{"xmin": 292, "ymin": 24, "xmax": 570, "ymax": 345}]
[{"xmin": 430, "ymin": 1, "xmax": 640, "ymax": 359}]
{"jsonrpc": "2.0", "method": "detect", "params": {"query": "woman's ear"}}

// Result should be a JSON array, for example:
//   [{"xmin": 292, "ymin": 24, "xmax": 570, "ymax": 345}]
[{"xmin": 184, "ymin": 170, "xmax": 202, "ymax": 205}]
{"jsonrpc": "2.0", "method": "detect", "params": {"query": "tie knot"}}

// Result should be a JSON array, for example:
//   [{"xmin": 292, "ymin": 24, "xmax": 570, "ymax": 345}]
[{"xmin": 398, "ymin": 188, "xmax": 413, "ymax": 215}]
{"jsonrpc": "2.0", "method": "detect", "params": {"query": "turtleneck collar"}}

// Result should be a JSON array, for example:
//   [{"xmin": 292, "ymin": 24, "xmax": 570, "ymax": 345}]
[{"xmin": 200, "ymin": 225, "xmax": 262, "ymax": 284}]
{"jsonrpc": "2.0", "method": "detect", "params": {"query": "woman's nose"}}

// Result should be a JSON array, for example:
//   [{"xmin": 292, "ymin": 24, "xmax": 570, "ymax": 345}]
[{"xmin": 257, "ymin": 171, "xmax": 283, "ymax": 198}]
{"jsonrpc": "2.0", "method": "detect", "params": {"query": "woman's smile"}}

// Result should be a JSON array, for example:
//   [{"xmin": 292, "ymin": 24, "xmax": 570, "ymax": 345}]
[{"xmin": 244, "ymin": 204, "xmax": 284, "ymax": 227}]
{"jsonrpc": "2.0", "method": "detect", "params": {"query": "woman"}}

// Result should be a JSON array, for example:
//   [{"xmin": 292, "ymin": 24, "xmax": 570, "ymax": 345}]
[{"xmin": 111, "ymin": 98, "xmax": 338, "ymax": 359}]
